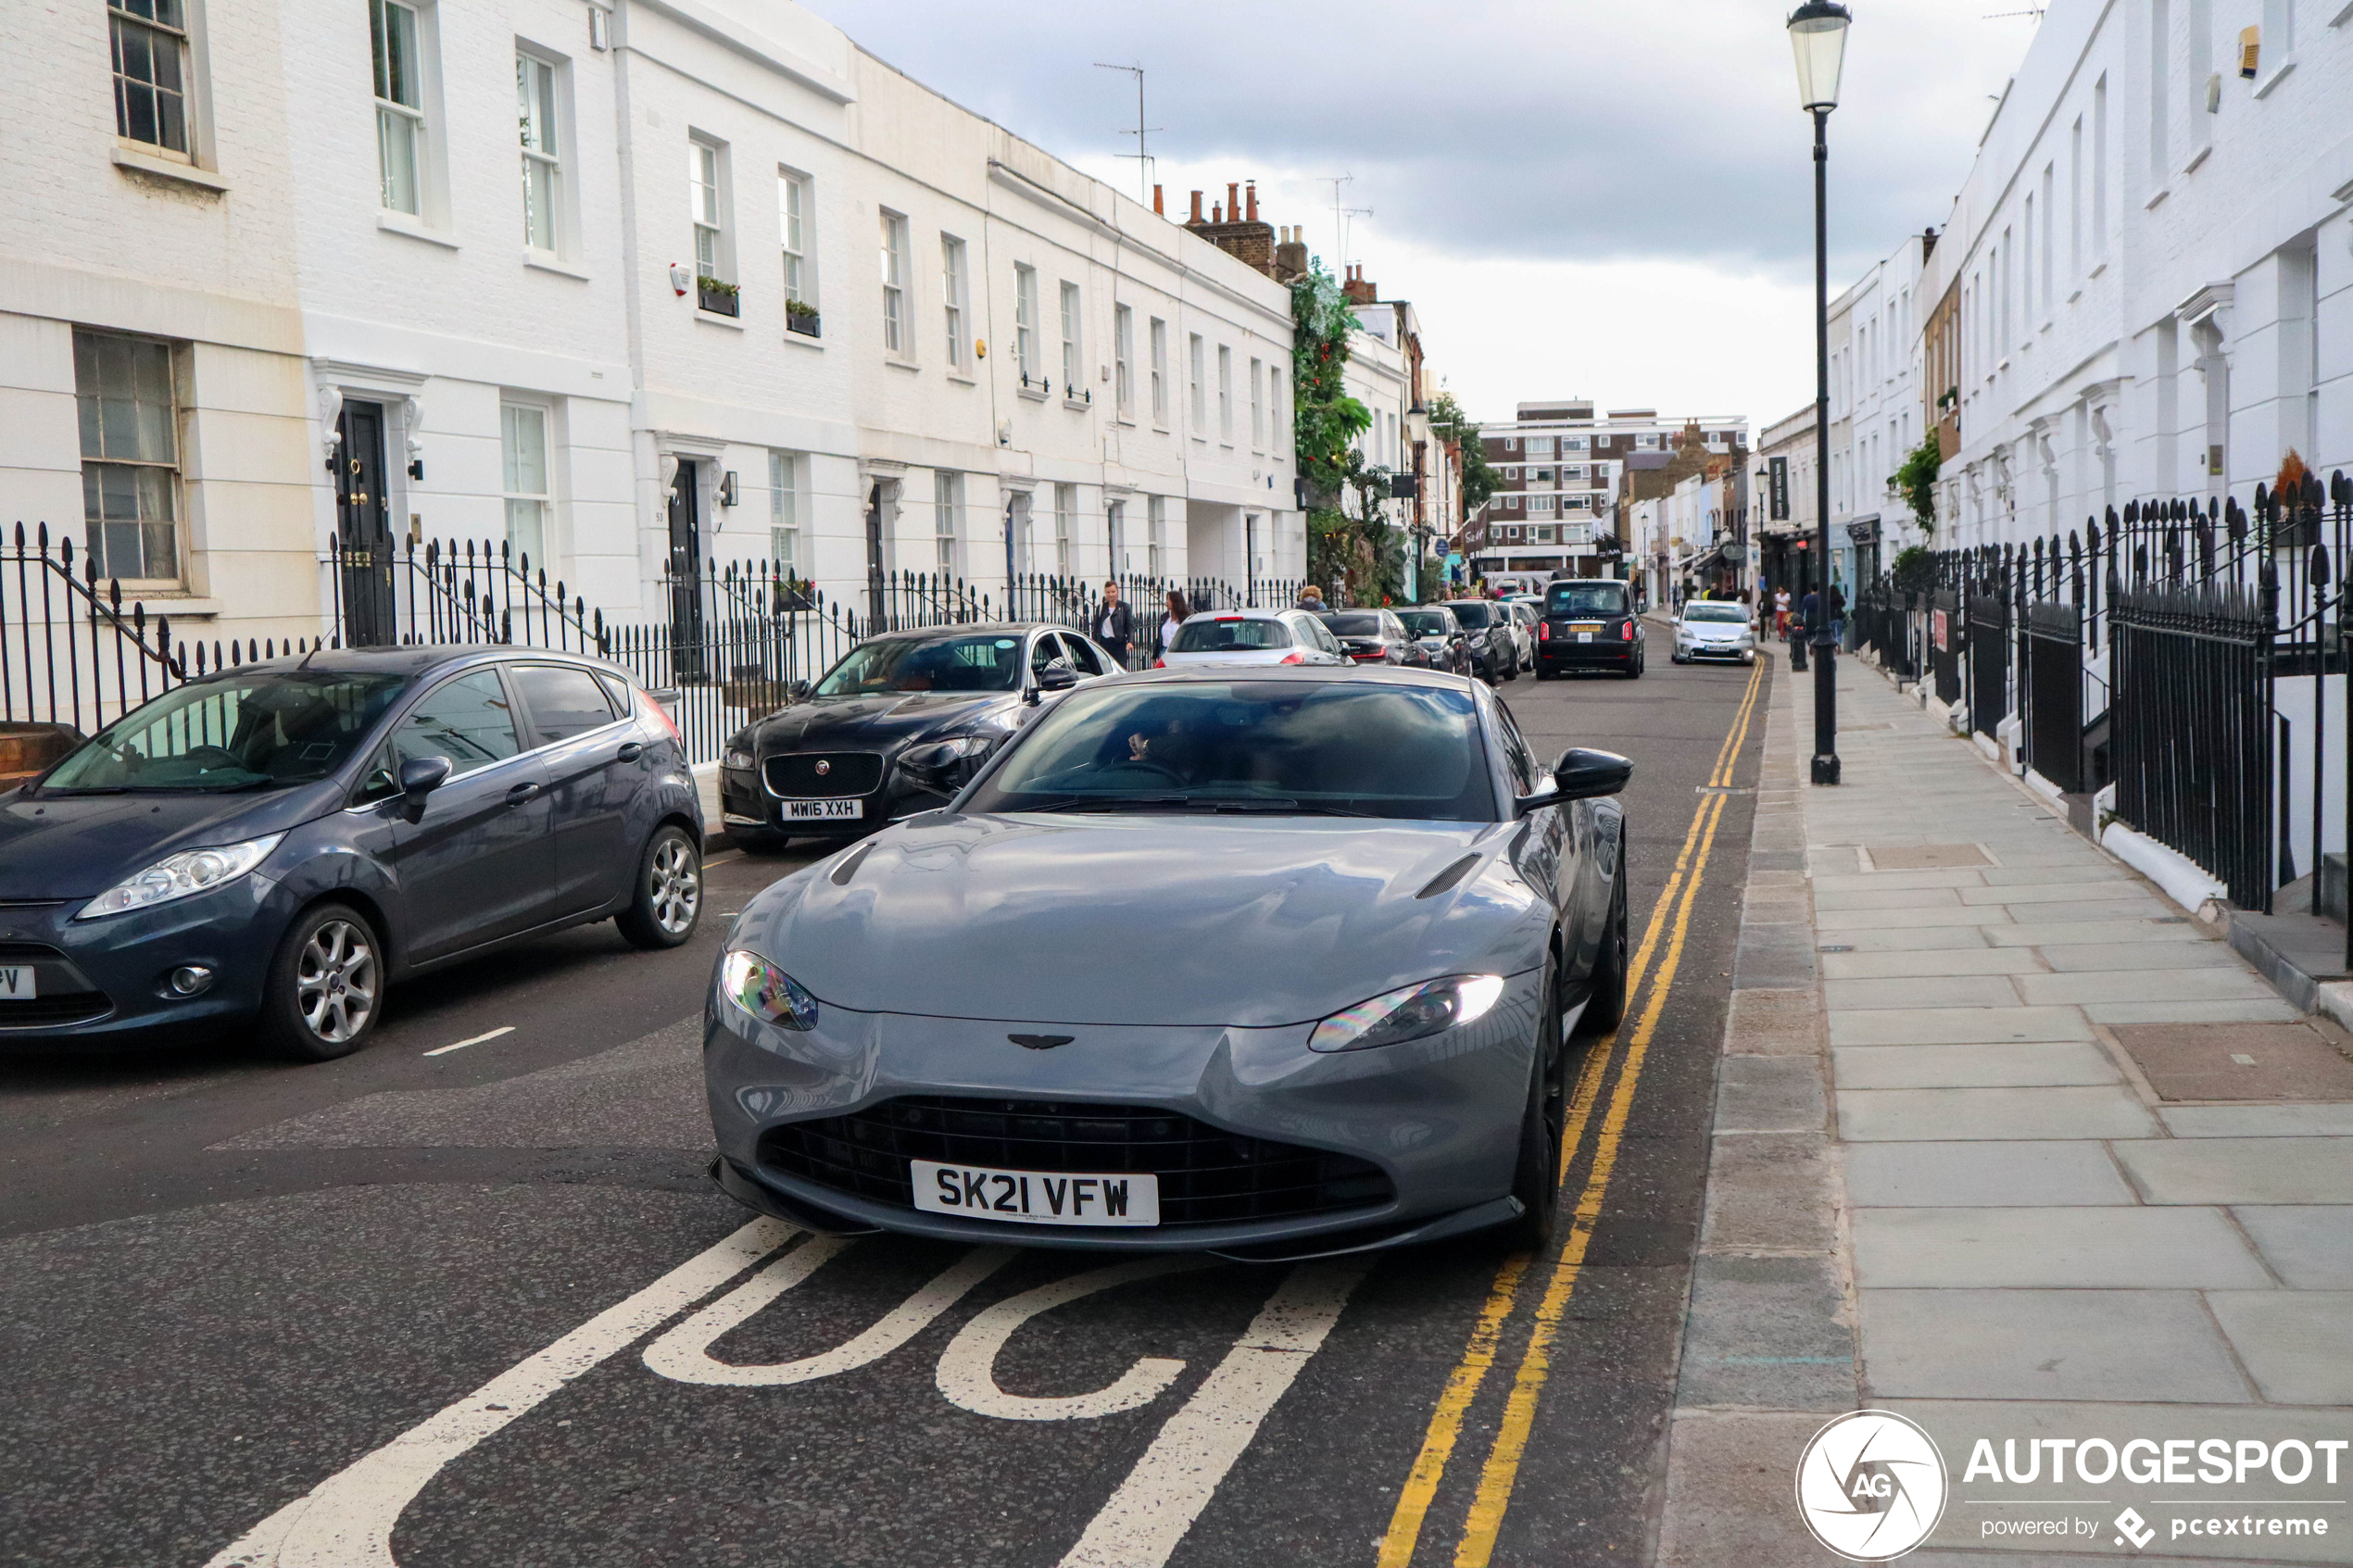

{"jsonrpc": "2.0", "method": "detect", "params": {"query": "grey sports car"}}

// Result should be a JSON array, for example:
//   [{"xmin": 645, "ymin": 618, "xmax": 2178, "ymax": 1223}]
[{"xmin": 703, "ymin": 665, "xmax": 1631, "ymax": 1261}]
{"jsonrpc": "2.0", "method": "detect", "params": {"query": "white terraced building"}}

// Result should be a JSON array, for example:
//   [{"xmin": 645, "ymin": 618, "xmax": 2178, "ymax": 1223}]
[{"xmin": 0, "ymin": 0, "xmax": 1302, "ymax": 666}]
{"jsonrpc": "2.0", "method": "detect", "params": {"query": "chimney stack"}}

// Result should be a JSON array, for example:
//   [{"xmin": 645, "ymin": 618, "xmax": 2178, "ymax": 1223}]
[
  {"xmin": 1189, "ymin": 189, "xmax": 1203, "ymax": 222},
  {"xmin": 1245, "ymin": 181, "xmax": 1258, "ymax": 222},
  {"xmin": 1152, "ymin": 183, "xmax": 1164, "ymax": 216},
  {"xmin": 1212, "ymin": 203, "xmax": 1222, "ymax": 222},
  {"xmin": 1227, "ymin": 182, "xmax": 1240, "ymax": 222}
]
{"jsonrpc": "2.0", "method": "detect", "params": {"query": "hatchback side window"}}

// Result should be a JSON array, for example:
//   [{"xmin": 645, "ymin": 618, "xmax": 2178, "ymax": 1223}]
[
  {"xmin": 511, "ymin": 662, "xmax": 620, "ymax": 745},
  {"xmin": 391, "ymin": 669, "xmax": 522, "ymax": 778}
]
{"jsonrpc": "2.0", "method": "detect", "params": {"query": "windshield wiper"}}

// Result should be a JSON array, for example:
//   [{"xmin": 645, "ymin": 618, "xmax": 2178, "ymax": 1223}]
[
  {"xmin": 1014, "ymin": 794, "xmax": 1194, "ymax": 813},
  {"xmin": 1194, "ymin": 798, "xmax": 1378, "ymax": 817}
]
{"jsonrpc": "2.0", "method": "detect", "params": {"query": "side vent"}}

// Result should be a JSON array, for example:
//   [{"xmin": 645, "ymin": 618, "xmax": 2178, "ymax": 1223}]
[
  {"xmin": 829, "ymin": 843, "xmax": 876, "ymax": 885},
  {"xmin": 1415, "ymin": 853, "xmax": 1479, "ymax": 900}
]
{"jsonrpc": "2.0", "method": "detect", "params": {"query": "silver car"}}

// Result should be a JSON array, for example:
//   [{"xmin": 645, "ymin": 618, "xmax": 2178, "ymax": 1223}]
[
  {"xmin": 1671, "ymin": 600, "xmax": 1758, "ymax": 664},
  {"xmin": 1157, "ymin": 607, "xmax": 1350, "ymax": 669},
  {"xmin": 704, "ymin": 667, "xmax": 1632, "ymax": 1261}
]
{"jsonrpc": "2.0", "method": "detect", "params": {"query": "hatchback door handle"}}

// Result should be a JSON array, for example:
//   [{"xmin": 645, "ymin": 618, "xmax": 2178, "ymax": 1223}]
[
  {"xmin": 616, "ymin": 742, "xmax": 644, "ymax": 762},
  {"xmin": 506, "ymin": 782, "xmax": 542, "ymax": 805}
]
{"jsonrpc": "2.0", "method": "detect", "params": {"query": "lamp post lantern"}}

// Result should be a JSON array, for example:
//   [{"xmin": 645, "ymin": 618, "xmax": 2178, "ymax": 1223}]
[{"xmin": 1790, "ymin": 0, "xmax": 1849, "ymax": 784}]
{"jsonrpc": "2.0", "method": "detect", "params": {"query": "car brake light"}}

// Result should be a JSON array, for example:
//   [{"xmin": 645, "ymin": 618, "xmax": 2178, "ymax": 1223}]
[
  {"xmin": 636, "ymin": 685, "xmax": 682, "ymax": 744},
  {"xmin": 1622, "ymin": 621, "xmax": 1636, "ymax": 641},
  {"xmin": 1279, "ymin": 650, "xmax": 1306, "ymax": 664},
  {"xmin": 1539, "ymin": 622, "xmax": 1551, "ymax": 642}
]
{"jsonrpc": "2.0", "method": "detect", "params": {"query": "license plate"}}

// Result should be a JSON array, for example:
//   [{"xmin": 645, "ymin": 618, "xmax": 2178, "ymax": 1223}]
[
  {"xmin": 781, "ymin": 799, "xmax": 863, "ymax": 821},
  {"xmin": 1568, "ymin": 623, "xmax": 1603, "ymax": 633},
  {"xmin": 912, "ymin": 1160, "xmax": 1160, "ymax": 1227},
  {"xmin": 0, "ymin": 965, "xmax": 33, "ymax": 999},
  {"xmin": 1577, "ymin": 632, "xmax": 1594, "ymax": 643}
]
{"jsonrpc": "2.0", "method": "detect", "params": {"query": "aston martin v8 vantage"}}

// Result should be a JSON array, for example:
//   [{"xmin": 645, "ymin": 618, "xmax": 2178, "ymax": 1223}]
[{"xmin": 703, "ymin": 665, "xmax": 1632, "ymax": 1261}]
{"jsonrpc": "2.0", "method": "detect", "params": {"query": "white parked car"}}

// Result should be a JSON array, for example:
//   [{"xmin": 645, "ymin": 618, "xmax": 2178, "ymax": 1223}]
[
  {"xmin": 1158, "ymin": 608, "xmax": 1351, "ymax": 668},
  {"xmin": 1671, "ymin": 600, "xmax": 1758, "ymax": 664}
]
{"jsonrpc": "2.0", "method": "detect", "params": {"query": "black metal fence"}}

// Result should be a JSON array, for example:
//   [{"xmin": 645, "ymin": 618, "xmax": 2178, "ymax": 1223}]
[{"xmin": 1931, "ymin": 588, "xmax": 1964, "ymax": 707}]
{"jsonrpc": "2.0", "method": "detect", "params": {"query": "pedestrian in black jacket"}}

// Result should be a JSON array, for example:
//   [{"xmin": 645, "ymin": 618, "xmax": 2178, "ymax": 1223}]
[{"xmin": 1093, "ymin": 581, "xmax": 1135, "ymax": 669}]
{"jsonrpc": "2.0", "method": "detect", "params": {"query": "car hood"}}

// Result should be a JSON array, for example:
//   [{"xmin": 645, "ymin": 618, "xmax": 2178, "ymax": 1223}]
[
  {"xmin": 0, "ymin": 783, "xmax": 342, "ymax": 898},
  {"xmin": 748, "ymin": 692, "xmax": 1016, "ymax": 751},
  {"xmin": 733, "ymin": 813, "xmax": 1539, "ymax": 1028}
]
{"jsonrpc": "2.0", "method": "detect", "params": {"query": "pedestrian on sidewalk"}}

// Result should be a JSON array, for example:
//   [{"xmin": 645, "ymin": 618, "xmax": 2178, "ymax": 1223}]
[
  {"xmin": 1829, "ymin": 583, "xmax": 1846, "ymax": 646},
  {"xmin": 1093, "ymin": 581, "xmax": 1134, "ymax": 669},
  {"xmin": 1773, "ymin": 585, "xmax": 1791, "ymax": 638},
  {"xmin": 1297, "ymin": 583, "xmax": 1327, "ymax": 610},
  {"xmin": 1160, "ymin": 589, "xmax": 1189, "ymax": 661}
]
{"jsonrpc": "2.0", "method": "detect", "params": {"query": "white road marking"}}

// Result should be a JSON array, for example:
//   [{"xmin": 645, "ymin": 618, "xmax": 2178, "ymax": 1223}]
[
  {"xmin": 1055, "ymin": 1258, "xmax": 1372, "ymax": 1568},
  {"xmin": 643, "ymin": 1241, "xmax": 1014, "ymax": 1386},
  {"xmin": 203, "ymin": 1217, "xmax": 793, "ymax": 1568},
  {"xmin": 937, "ymin": 1255, "xmax": 1220, "ymax": 1423},
  {"xmin": 422, "ymin": 1025, "xmax": 516, "ymax": 1058}
]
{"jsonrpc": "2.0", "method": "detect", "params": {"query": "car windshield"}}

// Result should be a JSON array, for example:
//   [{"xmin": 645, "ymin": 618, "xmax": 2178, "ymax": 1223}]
[
  {"xmin": 1445, "ymin": 602, "xmax": 1497, "ymax": 629},
  {"xmin": 967, "ymin": 680, "xmax": 1495, "ymax": 821},
  {"xmin": 1683, "ymin": 603, "xmax": 1750, "ymax": 624},
  {"xmin": 41, "ymin": 671, "xmax": 410, "ymax": 794},
  {"xmin": 1173, "ymin": 618, "xmax": 1292, "ymax": 652},
  {"xmin": 812, "ymin": 633, "xmax": 1026, "ymax": 696},
  {"xmin": 1396, "ymin": 610, "xmax": 1454, "ymax": 638},
  {"xmin": 1324, "ymin": 612, "xmax": 1385, "ymax": 636},
  {"xmin": 1549, "ymin": 583, "xmax": 1628, "ymax": 617}
]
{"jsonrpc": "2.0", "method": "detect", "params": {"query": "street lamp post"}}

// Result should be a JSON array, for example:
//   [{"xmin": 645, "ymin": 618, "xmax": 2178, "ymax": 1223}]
[{"xmin": 1790, "ymin": 0, "xmax": 1849, "ymax": 785}]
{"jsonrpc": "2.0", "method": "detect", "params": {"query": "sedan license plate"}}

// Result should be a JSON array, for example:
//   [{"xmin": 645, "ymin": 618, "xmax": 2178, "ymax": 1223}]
[
  {"xmin": 1568, "ymin": 623, "xmax": 1603, "ymax": 633},
  {"xmin": 0, "ymin": 965, "xmax": 32, "ymax": 999},
  {"xmin": 912, "ymin": 1160, "xmax": 1160, "ymax": 1227},
  {"xmin": 1577, "ymin": 632, "xmax": 1594, "ymax": 643},
  {"xmin": 781, "ymin": 799, "xmax": 863, "ymax": 821}
]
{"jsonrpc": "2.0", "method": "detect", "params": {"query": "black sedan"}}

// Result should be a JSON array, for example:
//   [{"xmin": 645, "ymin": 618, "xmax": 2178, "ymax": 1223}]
[
  {"xmin": 1536, "ymin": 578, "xmax": 1646, "ymax": 679},
  {"xmin": 0, "ymin": 647, "xmax": 704, "ymax": 1060},
  {"xmin": 1439, "ymin": 600, "xmax": 1518, "ymax": 684},
  {"xmin": 1316, "ymin": 608, "xmax": 1417, "ymax": 666},
  {"xmin": 1395, "ymin": 607, "xmax": 1475, "ymax": 676},
  {"xmin": 718, "ymin": 623, "xmax": 1121, "ymax": 852}
]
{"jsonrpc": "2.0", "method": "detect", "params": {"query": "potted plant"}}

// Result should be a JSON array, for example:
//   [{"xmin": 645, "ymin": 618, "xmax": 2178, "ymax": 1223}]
[
  {"xmin": 697, "ymin": 275, "xmax": 740, "ymax": 317},
  {"xmin": 786, "ymin": 297, "xmax": 821, "ymax": 338}
]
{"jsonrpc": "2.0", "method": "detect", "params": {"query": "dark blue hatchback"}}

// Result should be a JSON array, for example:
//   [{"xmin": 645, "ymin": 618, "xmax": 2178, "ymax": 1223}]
[{"xmin": 0, "ymin": 646, "xmax": 704, "ymax": 1060}]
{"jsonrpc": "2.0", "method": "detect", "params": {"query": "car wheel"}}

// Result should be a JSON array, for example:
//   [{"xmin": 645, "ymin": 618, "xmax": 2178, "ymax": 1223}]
[
  {"xmin": 1533, "ymin": 665, "xmax": 1553, "ymax": 682},
  {"xmin": 618, "ymin": 824, "xmax": 704, "ymax": 949},
  {"xmin": 1502, "ymin": 960, "xmax": 1567, "ymax": 1251},
  {"xmin": 1576, "ymin": 869, "xmax": 1630, "ymax": 1038},
  {"xmin": 259, "ymin": 901, "xmax": 384, "ymax": 1061}
]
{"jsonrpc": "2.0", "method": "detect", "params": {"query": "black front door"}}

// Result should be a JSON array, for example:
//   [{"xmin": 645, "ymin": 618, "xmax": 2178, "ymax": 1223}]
[
  {"xmin": 336, "ymin": 401, "xmax": 396, "ymax": 646},
  {"xmin": 865, "ymin": 482, "xmax": 887, "ymax": 627},
  {"xmin": 667, "ymin": 461, "xmax": 705, "ymax": 681}
]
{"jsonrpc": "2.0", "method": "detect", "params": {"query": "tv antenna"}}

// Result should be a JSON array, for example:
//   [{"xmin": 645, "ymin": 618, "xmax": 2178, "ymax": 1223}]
[
  {"xmin": 1321, "ymin": 173, "xmax": 1373, "ymax": 273},
  {"xmin": 1093, "ymin": 63, "xmax": 1162, "ymax": 205}
]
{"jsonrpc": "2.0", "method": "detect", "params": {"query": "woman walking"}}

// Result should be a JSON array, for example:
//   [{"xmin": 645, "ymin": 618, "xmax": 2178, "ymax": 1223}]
[{"xmin": 1159, "ymin": 589, "xmax": 1189, "ymax": 665}]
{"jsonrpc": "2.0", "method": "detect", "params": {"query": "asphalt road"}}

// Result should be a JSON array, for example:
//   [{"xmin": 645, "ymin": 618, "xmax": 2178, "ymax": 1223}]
[{"xmin": 0, "ymin": 643, "xmax": 1767, "ymax": 1568}]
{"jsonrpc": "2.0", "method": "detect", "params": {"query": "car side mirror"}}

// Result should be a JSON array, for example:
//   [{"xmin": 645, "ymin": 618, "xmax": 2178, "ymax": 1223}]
[
  {"xmin": 786, "ymin": 679, "xmax": 811, "ymax": 703},
  {"xmin": 1516, "ymin": 746, "xmax": 1633, "ymax": 815},
  {"xmin": 398, "ymin": 755, "xmax": 451, "ymax": 813},
  {"xmin": 1036, "ymin": 665, "xmax": 1078, "ymax": 693}
]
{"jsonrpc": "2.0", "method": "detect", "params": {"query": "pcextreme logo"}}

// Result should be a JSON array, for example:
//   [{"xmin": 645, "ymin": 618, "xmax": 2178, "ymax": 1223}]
[{"xmin": 1794, "ymin": 1409, "xmax": 1951, "ymax": 1562}]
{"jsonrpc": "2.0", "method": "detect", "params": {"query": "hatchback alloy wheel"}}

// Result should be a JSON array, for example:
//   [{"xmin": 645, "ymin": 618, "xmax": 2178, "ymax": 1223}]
[
  {"xmin": 296, "ymin": 918, "xmax": 377, "ymax": 1044},
  {"xmin": 650, "ymin": 835, "xmax": 701, "ymax": 935}
]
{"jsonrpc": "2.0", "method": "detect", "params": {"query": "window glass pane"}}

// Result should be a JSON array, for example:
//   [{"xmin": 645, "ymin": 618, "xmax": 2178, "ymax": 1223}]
[
  {"xmin": 512, "ymin": 663, "xmax": 617, "ymax": 743},
  {"xmin": 501, "ymin": 405, "xmax": 547, "ymax": 495},
  {"xmin": 769, "ymin": 450, "xmax": 799, "ymax": 571},
  {"xmin": 379, "ymin": 107, "xmax": 419, "ymax": 213},
  {"xmin": 393, "ymin": 670, "xmax": 521, "ymax": 777}
]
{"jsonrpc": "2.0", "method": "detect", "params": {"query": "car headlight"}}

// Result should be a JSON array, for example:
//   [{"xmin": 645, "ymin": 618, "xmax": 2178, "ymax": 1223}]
[
  {"xmin": 718, "ymin": 948, "xmax": 820, "ymax": 1030},
  {"xmin": 724, "ymin": 745, "xmax": 756, "ymax": 771},
  {"xmin": 75, "ymin": 833, "xmax": 285, "ymax": 921},
  {"xmin": 1309, "ymin": 973, "xmax": 1507, "ymax": 1053}
]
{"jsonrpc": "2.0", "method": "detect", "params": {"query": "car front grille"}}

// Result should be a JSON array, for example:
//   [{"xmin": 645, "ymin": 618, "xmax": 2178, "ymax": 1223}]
[
  {"xmin": 758, "ymin": 1096, "xmax": 1395, "ymax": 1228},
  {"xmin": 0, "ymin": 941, "xmax": 113, "ymax": 1029},
  {"xmin": 764, "ymin": 751, "xmax": 886, "ymax": 799}
]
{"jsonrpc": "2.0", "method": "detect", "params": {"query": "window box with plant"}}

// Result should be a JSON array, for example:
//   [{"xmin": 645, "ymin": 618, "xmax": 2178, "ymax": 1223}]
[
  {"xmin": 698, "ymin": 276, "xmax": 740, "ymax": 317},
  {"xmin": 786, "ymin": 298, "xmax": 820, "ymax": 338}
]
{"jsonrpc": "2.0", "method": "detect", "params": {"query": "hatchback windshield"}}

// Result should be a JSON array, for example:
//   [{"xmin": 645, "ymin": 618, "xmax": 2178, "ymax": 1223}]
[
  {"xmin": 1444, "ymin": 602, "xmax": 1498, "ymax": 630},
  {"xmin": 42, "ymin": 671, "xmax": 410, "ymax": 794},
  {"xmin": 1173, "ymin": 618, "xmax": 1293, "ymax": 652},
  {"xmin": 966, "ymin": 681, "xmax": 1494, "ymax": 821},
  {"xmin": 1396, "ymin": 609, "xmax": 1455, "ymax": 638},
  {"xmin": 1549, "ymin": 583, "xmax": 1628, "ymax": 617},
  {"xmin": 812, "ymin": 633, "xmax": 1026, "ymax": 696},
  {"xmin": 1682, "ymin": 603, "xmax": 1750, "ymax": 624},
  {"xmin": 1323, "ymin": 612, "xmax": 1385, "ymax": 636}
]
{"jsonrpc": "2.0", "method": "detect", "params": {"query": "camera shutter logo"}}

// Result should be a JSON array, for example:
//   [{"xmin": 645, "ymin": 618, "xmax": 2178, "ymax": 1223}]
[{"xmin": 1793, "ymin": 1409, "xmax": 1948, "ymax": 1561}]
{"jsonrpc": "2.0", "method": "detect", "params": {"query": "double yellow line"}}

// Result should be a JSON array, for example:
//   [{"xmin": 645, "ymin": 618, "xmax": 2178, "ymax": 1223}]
[{"xmin": 1376, "ymin": 658, "xmax": 1766, "ymax": 1568}]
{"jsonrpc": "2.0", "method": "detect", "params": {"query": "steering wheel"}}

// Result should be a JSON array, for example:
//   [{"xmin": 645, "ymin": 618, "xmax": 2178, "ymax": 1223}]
[
  {"xmin": 1100, "ymin": 759, "xmax": 1184, "ymax": 785},
  {"xmin": 181, "ymin": 746, "xmax": 246, "ymax": 772}
]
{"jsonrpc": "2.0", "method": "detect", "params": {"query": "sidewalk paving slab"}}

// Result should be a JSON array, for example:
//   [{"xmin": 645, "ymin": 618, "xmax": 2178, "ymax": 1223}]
[
  {"xmin": 2203, "ymin": 1293, "xmax": 2353, "ymax": 1403},
  {"xmin": 1857, "ymin": 1288, "xmax": 2256, "ymax": 1402},
  {"xmin": 2111, "ymin": 1137, "xmax": 2353, "ymax": 1204},
  {"xmin": 1832, "ymin": 1041, "xmax": 2122, "ymax": 1090},
  {"xmin": 1852, "ymin": 1206, "xmax": 2275, "ymax": 1288},
  {"xmin": 2231, "ymin": 1207, "xmax": 2353, "ymax": 1286},
  {"xmin": 1843, "ymin": 1140, "xmax": 2137, "ymax": 1207},
  {"xmin": 1828, "ymin": 1006, "xmax": 2095, "ymax": 1047}
]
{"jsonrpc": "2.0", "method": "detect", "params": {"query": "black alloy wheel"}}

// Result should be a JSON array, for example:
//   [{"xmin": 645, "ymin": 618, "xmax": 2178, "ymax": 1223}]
[
  {"xmin": 1576, "ymin": 867, "xmax": 1630, "ymax": 1038},
  {"xmin": 1503, "ymin": 957, "xmax": 1568, "ymax": 1251},
  {"xmin": 259, "ymin": 901, "xmax": 384, "ymax": 1061},
  {"xmin": 618, "ymin": 824, "xmax": 704, "ymax": 949}
]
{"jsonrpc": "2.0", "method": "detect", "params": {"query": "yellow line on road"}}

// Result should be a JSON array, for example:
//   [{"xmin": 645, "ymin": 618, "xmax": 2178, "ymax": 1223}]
[{"xmin": 1372, "ymin": 657, "xmax": 1765, "ymax": 1568}]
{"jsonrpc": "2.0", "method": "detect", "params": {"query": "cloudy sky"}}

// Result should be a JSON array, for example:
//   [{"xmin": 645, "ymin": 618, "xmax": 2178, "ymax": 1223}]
[{"xmin": 802, "ymin": 0, "xmax": 2042, "ymax": 431}]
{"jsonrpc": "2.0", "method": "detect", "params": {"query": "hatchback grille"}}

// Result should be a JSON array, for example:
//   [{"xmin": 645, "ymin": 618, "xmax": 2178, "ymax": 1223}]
[
  {"xmin": 764, "ymin": 751, "xmax": 885, "ymax": 798},
  {"xmin": 0, "ymin": 993, "xmax": 113, "ymax": 1028},
  {"xmin": 758, "ymin": 1096, "xmax": 1395, "ymax": 1228}
]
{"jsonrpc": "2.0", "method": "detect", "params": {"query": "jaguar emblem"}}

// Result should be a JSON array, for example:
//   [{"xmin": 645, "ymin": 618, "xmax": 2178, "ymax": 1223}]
[
  {"xmin": 1008, "ymin": 1034, "xmax": 1075, "ymax": 1050},
  {"xmin": 814, "ymin": 759, "xmax": 832, "ymax": 775}
]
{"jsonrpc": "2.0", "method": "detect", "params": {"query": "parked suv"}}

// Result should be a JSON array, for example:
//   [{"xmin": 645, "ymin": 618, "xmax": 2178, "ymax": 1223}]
[
  {"xmin": 1536, "ymin": 579, "xmax": 1645, "ymax": 679},
  {"xmin": 0, "ymin": 647, "xmax": 703, "ymax": 1060},
  {"xmin": 1438, "ymin": 600, "xmax": 1518, "ymax": 684}
]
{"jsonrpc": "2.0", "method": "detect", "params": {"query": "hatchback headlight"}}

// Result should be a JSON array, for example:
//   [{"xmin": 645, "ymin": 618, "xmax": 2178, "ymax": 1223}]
[
  {"xmin": 1310, "ymin": 973, "xmax": 1506, "ymax": 1053},
  {"xmin": 719, "ymin": 948, "xmax": 820, "ymax": 1030},
  {"xmin": 76, "ymin": 833, "xmax": 285, "ymax": 921}
]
